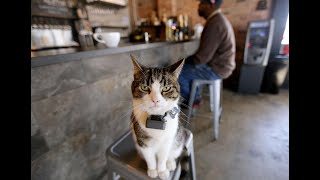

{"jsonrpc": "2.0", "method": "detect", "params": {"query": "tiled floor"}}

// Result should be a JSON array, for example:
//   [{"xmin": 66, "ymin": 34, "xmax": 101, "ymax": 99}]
[{"xmin": 185, "ymin": 89, "xmax": 289, "ymax": 180}]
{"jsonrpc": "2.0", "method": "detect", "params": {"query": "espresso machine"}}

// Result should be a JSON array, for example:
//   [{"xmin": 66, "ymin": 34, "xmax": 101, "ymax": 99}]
[{"xmin": 238, "ymin": 19, "xmax": 275, "ymax": 94}]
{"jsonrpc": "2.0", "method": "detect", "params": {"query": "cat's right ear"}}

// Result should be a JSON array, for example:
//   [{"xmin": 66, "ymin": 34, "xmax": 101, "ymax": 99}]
[
  {"xmin": 130, "ymin": 54, "xmax": 145, "ymax": 76},
  {"xmin": 168, "ymin": 58, "xmax": 185, "ymax": 79}
]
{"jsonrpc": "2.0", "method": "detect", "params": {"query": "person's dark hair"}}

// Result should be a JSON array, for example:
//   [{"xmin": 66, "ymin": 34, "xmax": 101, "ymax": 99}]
[
  {"xmin": 215, "ymin": 0, "xmax": 223, "ymax": 8},
  {"xmin": 201, "ymin": 0, "xmax": 223, "ymax": 8}
]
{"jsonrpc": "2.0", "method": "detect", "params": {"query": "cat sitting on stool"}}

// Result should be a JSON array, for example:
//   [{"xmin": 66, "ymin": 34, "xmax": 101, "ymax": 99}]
[{"xmin": 130, "ymin": 55, "xmax": 188, "ymax": 180}]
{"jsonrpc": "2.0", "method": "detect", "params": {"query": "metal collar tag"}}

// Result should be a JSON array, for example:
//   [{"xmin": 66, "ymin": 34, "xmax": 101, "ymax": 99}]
[{"xmin": 146, "ymin": 107, "xmax": 180, "ymax": 130}]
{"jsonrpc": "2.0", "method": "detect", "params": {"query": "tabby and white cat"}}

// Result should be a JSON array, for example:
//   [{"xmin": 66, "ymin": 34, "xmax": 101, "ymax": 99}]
[{"xmin": 130, "ymin": 55, "xmax": 188, "ymax": 179}]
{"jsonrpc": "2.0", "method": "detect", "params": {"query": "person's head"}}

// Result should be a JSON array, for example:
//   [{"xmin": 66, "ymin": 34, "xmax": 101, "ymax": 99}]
[{"xmin": 198, "ymin": 0, "xmax": 223, "ymax": 18}]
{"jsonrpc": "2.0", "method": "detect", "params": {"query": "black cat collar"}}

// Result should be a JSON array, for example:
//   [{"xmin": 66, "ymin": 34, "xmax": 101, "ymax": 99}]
[{"xmin": 146, "ymin": 107, "xmax": 180, "ymax": 130}]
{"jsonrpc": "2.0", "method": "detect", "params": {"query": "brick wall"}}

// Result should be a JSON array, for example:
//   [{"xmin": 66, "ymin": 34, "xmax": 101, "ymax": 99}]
[
  {"xmin": 134, "ymin": 0, "xmax": 272, "ymax": 29},
  {"xmin": 221, "ymin": 0, "xmax": 273, "ymax": 89},
  {"xmin": 175, "ymin": 0, "xmax": 206, "ymax": 27},
  {"xmin": 133, "ymin": 0, "xmax": 274, "ymax": 89},
  {"xmin": 157, "ymin": 0, "xmax": 174, "ymax": 17},
  {"xmin": 157, "ymin": 0, "xmax": 205, "ymax": 27},
  {"xmin": 222, "ymin": 0, "xmax": 272, "ymax": 30},
  {"xmin": 136, "ymin": 0, "xmax": 158, "ymax": 20},
  {"xmin": 133, "ymin": 0, "xmax": 205, "ymax": 29},
  {"xmin": 157, "ymin": 0, "xmax": 272, "ymax": 30}
]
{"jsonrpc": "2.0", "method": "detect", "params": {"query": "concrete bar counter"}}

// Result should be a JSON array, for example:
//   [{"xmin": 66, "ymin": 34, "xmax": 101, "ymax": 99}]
[{"xmin": 31, "ymin": 40, "xmax": 199, "ymax": 180}]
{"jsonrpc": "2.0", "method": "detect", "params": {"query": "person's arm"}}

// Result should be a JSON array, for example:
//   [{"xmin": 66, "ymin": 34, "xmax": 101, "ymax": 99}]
[{"xmin": 193, "ymin": 21, "xmax": 226, "ymax": 64}]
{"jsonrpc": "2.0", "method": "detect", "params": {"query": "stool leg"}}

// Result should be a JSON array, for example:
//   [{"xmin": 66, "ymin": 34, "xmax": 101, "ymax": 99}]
[
  {"xmin": 107, "ymin": 171, "xmax": 112, "ymax": 180},
  {"xmin": 189, "ymin": 143, "xmax": 197, "ymax": 180},
  {"xmin": 198, "ymin": 84, "xmax": 204, "ymax": 98},
  {"xmin": 108, "ymin": 169, "xmax": 116, "ymax": 180},
  {"xmin": 212, "ymin": 81, "xmax": 221, "ymax": 141},
  {"xmin": 113, "ymin": 172, "xmax": 120, "ymax": 180},
  {"xmin": 209, "ymin": 84, "xmax": 214, "ymax": 112},
  {"xmin": 220, "ymin": 81, "xmax": 223, "ymax": 123},
  {"xmin": 220, "ymin": 81, "xmax": 223, "ymax": 110},
  {"xmin": 187, "ymin": 82, "xmax": 197, "ymax": 122}
]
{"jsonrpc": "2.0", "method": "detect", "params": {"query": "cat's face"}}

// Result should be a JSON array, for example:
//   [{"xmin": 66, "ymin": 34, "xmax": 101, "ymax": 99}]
[{"xmin": 131, "ymin": 55, "xmax": 185, "ymax": 115}]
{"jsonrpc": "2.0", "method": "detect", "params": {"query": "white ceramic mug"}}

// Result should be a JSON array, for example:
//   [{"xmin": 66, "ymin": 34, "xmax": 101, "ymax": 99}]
[{"xmin": 93, "ymin": 32, "xmax": 120, "ymax": 47}]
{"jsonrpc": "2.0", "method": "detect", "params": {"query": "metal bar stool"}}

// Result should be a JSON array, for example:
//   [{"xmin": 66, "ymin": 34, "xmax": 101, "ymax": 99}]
[
  {"xmin": 105, "ymin": 128, "xmax": 196, "ymax": 180},
  {"xmin": 187, "ymin": 79, "xmax": 223, "ymax": 141}
]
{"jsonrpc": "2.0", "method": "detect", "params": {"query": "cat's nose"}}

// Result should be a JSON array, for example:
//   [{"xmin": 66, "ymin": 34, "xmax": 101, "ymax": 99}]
[
  {"xmin": 152, "ymin": 99, "xmax": 160, "ymax": 103},
  {"xmin": 150, "ymin": 93, "xmax": 160, "ymax": 104}
]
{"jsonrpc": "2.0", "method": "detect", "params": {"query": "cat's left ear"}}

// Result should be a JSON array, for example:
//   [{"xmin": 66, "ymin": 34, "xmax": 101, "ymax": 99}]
[
  {"xmin": 168, "ymin": 58, "xmax": 185, "ymax": 78},
  {"xmin": 130, "ymin": 54, "xmax": 145, "ymax": 76}
]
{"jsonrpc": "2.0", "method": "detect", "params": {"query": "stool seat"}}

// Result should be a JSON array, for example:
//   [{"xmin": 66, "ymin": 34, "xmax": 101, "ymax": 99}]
[
  {"xmin": 106, "ymin": 128, "xmax": 196, "ymax": 180},
  {"xmin": 187, "ymin": 79, "xmax": 223, "ymax": 141}
]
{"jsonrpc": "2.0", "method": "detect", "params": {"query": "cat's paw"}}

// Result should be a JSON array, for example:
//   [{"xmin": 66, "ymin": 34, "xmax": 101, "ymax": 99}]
[
  {"xmin": 158, "ymin": 169, "xmax": 170, "ymax": 180},
  {"xmin": 166, "ymin": 160, "xmax": 176, "ymax": 171},
  {"xmin": 147, "ymin": 169, "xmax": 158, "ymax": 178}
]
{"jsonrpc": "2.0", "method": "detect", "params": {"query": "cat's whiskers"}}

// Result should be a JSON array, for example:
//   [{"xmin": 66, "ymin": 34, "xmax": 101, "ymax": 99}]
[
  {"xmin": 179, "ymin": 96, "xmax": 187, "ymax": 101},
  {"xmin": 178, "ymin": 97, "xmax": 193, "ymax": 110},
  {"xmin": 178, "ymin": 115, "xmax": 190, "ymax": 125},
  {"xmin": 111, "ymin": 100, "xmax": 134, "ymax": 115},
  {"xmin": 178, "ymin": 110, "xmax": 192, "ymax": 127},
  {"xmin": 117, "ymin": 100, "xmax": 134, "ymax": 103},
  {"xmin": 118, "ymin": 103, "xmax": 144, "ymax": 123},
  {"xmin": 131, "ymin": 103, "xmax": 145, "ymax": 113},
  {"xmin": 178, "ymin": 102, "xmax": 192, "ymax": 111},
  {"xmin": 179, "ymin": 110, "xmax": 190, "ymax": 119}
]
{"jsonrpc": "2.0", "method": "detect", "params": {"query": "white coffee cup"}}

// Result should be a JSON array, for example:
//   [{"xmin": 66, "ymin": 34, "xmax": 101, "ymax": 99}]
[{"xmin": 93, "ymin": 32, "xmax": 120, "ymax": 47}]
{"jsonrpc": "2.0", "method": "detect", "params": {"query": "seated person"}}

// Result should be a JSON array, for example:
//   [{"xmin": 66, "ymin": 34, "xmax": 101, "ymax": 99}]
[{"xmin": 179, "ymin": 0, "xmax": 236, "ymax": 107}]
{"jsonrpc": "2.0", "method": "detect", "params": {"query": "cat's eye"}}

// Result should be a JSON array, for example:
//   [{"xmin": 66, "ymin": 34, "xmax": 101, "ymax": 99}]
[
  {"xmin": 140, "ymin": 85, "xmax": 149, "ymax": 92},
  {"xmin": 162, "ymin": 86, "xmax": 171, "ymax": 92}
]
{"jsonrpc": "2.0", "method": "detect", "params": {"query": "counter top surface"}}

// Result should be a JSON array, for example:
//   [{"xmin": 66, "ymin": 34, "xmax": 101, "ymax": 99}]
[{"xmin": 31, "ymin": 40, "xmax": 197, "ymax": 68}]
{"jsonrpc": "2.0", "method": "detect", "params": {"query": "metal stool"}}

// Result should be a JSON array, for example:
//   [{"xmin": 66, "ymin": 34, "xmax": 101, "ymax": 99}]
[
  {"xmin": 187, "ymin": 79, "xmax": 223, "ymax": 141},
  {"xmin": 105, "ymin": 128, "xmax": 196, "ymax": 180}
]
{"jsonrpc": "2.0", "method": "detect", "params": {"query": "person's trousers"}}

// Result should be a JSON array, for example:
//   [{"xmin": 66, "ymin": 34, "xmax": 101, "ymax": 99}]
[{"xmin": 178, "ymin": 63, "xmax": 221, "ymax": 103}]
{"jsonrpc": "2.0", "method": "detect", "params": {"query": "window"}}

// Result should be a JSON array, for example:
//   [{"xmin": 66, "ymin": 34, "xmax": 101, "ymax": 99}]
[
  {"xmin": 279, "ymin": 14, "xmax": 289, "ymax": 55},
  {"xmin": 281, "ymin": 15, "xmax": 289, "ymax": 45}
]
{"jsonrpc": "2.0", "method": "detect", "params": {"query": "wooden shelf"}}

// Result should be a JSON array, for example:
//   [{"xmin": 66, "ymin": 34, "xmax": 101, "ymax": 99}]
[
  {"xmin": 86, "ymin": 0, "xmax": 127, "ymax": 7},
  {"xmin": 90, "ymin": 24, "xmax": 129, "ymax": 28},
  {"xmin": 31, "ymin": 3, "xmax": 77, "ymax": 19},
  {"xmin": 31, "ymin": 44, "xmax": 80, "ymax": 51}
]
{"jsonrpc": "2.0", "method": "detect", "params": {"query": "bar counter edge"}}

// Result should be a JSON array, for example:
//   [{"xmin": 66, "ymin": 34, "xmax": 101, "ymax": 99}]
[{"xmin": 31, "ymin": 40, "xmax": 199, "ymax": 68}]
